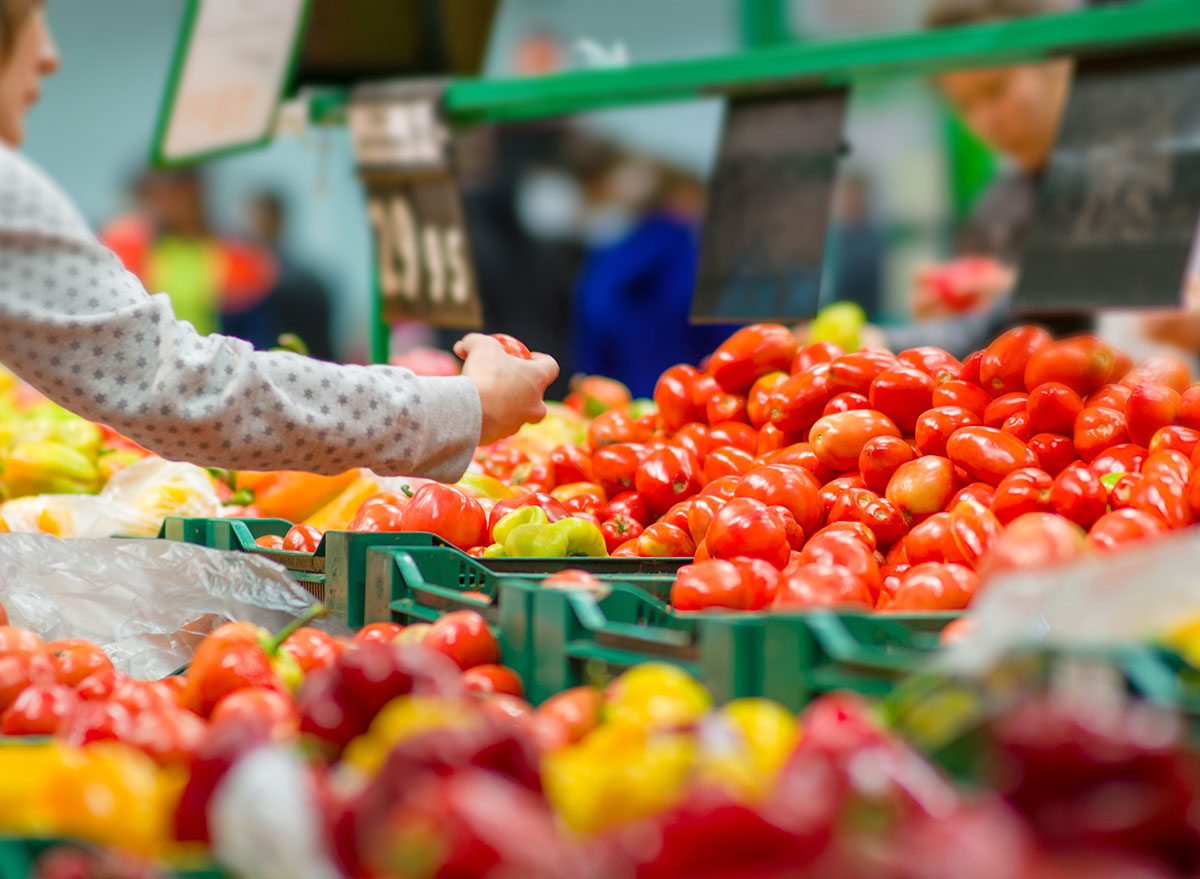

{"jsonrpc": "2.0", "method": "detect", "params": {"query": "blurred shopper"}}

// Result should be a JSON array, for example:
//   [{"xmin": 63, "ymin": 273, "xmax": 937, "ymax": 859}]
[
  {"xmin": 245, "ymin": 192, "xmax": 335, "ymax": 361},
  {"xmin": 570, "ymin": 149, "xmax": 735, "ymax": 397},
  {"xmin": 823, "ymin": 172, "xmax": 884, "ymax": 321},
  {"xmin": 102, "ymin": 169, "xmax": 278, "ymax": 349}
]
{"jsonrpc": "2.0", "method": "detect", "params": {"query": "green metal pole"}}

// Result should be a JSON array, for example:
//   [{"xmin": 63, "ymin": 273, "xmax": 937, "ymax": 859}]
[{"xmin": 739, "ymin": 0, "xmax": 792, "ymax": 48}]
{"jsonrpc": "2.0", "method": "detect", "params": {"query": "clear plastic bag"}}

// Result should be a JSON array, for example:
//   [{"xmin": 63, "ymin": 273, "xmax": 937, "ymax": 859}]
[{"xmin": 0, "ymin": 533, "xmax": 348, "ymax": 678}]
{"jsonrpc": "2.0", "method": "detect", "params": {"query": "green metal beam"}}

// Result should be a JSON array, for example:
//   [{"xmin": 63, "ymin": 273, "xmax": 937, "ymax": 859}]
[
  {"xmin": 433, "ymin": 0, "xmax": 1200, "ymax": 124},
  {"xmin": 740, "ymin": 0, "xmax": 792, "ymax": 49}
]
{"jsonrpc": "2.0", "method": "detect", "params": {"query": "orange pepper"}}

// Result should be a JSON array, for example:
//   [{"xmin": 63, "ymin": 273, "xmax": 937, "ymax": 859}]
[{"xmin": 253, "ymin": 469, "xmax": 361, "ymax": 522}]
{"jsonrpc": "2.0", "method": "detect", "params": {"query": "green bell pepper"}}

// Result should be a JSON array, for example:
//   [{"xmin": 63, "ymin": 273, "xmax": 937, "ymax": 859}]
[{"xmin": 493, "ymin": 506, "xmax": 550, "ymax": 547}]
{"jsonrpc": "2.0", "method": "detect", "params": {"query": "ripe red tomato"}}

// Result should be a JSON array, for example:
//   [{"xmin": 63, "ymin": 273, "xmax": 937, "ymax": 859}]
[
  {"xmin": 700, "ymin": 476, "xmax": 740, "ymax": 501},
  {"xmin": 1027, "ymin": 382, "xmax": 1085, "ymax": 435},
  {"xmin": 354, "ymin": 622, "xmax": 405, "ymax": 644},
  {"xmin": 797, "ymin": 532, "xmax": 882, "ymax": 598},
  {"xmin": 706, "ymin": 497, "xmax": 790, "ymax": 568},
  {"xmin": 254, "ymin": 535, "xmax": 285, "ymax": 550},
  {"xmin": 828, "ymin": 488, "xmax": 907, "ymax": 549},
  {"xmin": 655, "ymin": 365, "xmax": 704, "ymax": 431},
  {"xmin": 587, "ymin": 410, "xmax": 640, "ymax": 451},
  {"xmin": 1179, "ymin": 386, "xmax": 1200, "ymax": 429},
  {"xmin": 983, "ymin": 393, "xmax": 1029, "ymax": 429},
  {"xmin": 600, "ymin": 514, "xmax": 643, "ymax": 554},
  {"xmin": 1026, "ymin": 433, "xmax": 1076, "ymax": 476},
  {"xmin": 1087, "ymin": 443, "xmax": 1148, "ymax": 478},
  {"xmin": 0, "ymin": 652, "xmax": 52, "ymax": 715},
  {"xmin": 868, "ymin": 367, "xmax": 934, "ymax": 434},
  {"xmin": 766, "ymin": 369, "xmax": 830, "ymax": 434},
  {"xmin": 951, "ymin": 482, "xmax": 995, "ymax": 510},
  {"xmin": 423, "ymin": 610, "xmax": 499, "ymax": 670},
  {"xmin": 1073, "ymin": 406, "xmax": 1130, "ymax": 463},
  {"xmin": 1087, "ymin": 383, "xmax": 1132, "ymax": 412},
  {"xmin": 480, "ymin": 445, "xmax": 530, "ymax": 481},
  {"xmin": 672, "ymin": 559, "xmax": 766, "ymax": 611},
  {"xmin": 755, "ymin": 423, "xmax": 806, "ymax": 457},
  {"xmin": 990, "ymin": 467, "xmax": 1054, "ymax": 524},
  {"xmin": 858, "ymin": 435, "xmax": 917, "ymax": 494},
  {"xmin": 401, "ymin": 484, "xmax": 487, "ymax": 550},
  {"xmin": 822, "ymin": 392, "xmax": 871, "ymax": 416},
  {"xmin": 709, "ymin": 422, "xmax": 759, "ymax": 454},
  {"xmin": 761, "ymin": 442, "xmax": 840, "ymax": 484},
  {"xmin": 280, "ymin": 627, "xmax": 343, "ymax": 674},
  {"xmin": 746, "ymin": 372, "xmax": 789, "ymax": 428},
  {"xmin": 980, "ymin": 326, "xmax": 1051, "ymax": 396},
  {"xmin": 590, "ymin": 443, "xmax": 645, "ymax": 498},
  {"xmin": 702, "ymin": 446, "xmax": 755, "ymax": 483},
  {"xmin": 211, "ymin": 688, "xmax": 299, "ymax": 742},
  {"xmin": 549, "ymin": 445, "xmax": 594, "ymax": 486},
  {"xmin": 897, "ymin": 346, "xmax": 962, "ymax": 382},
  {"xmin": 790, "ymin": 341, "xmax": 842, "ymax": 374},
  {"xmin": 635, "ymin": 447, "xmax": 702, "ymax": 516},
  {"xmin": 489, "ymin": 334, "xmax": 533, "ymax": 359},
  {"xmin": 1023, "ymin": 335, "xmax": 1115, "ymax": 394},
  {"xmin": 826, "ymin": 350, "xmax": 897, "ymax": 397},
  {"xmin": 914, "ymin": 406, "xmax": 981, "ymax": 457},
  {"xmin": 1051, "ymin": 462, "xmax": 1108, "ymax": 529},
  {"xmin": 885, "ymin": 456, "xmax": 957, "ymax": 524},
  {"xmin": 1125, "ymin": 382, "xmax": 1181, "ymax": 448},
  {"xmin": 604, "ymin": 491, "xmax": 653, "ymax": 526},
  {"xmin": 1142, "ymin": 449, "xmax": 1190, "ymax": 486},
  {"xmin": 880, "ymin": 562, "xmax": 979, "ymax": 611},
  {"xmin": 58, "ymin": 700, "xmax": 135, "ymax": 748},
  {"xmin": 708, "ymin": 324, "xmax": 799, "ymax": 393},
  {"xmin": 734, "ymin": 464, "xmax": 823, "ymax": 537},
  {"xmin": 636, "ymin": 522, "xmax": 696, "ymax": 558},
  {"xmin": 1088, "ymin": 508, "xmax": 1169, "ymax": 552},
  {"xmin": 1129, "ymin": 476, "xmax": 1192, "ymax": 530},
  {"xmin": 1121, "ymin": 354, "xmax": 1191, "ymax": 394},
  {"xmin": 707, "ymin": 392, "xmax": 749, "ymax": 425},
  {"xmin": 349, "ymin": 502, "xmax": 406, "ymax": 533},
  {"xmin": 1150, "ymin": 425, "xmax": 1200, "ymax": 458},
  {"xmin": 283, "ymin": 524, "xmax": 322, "ymax": 553},
  {"xmin": 905, "ymin": 512, "xmax": 967, "ymax": 565},
  {"xmin": 2, "ymin": 683, "xmax": 78, "ymax": 736},
  {"xmin": 672, "ymin": 424, "xmax": 714, "ymax": 464},
  {"xmin": 461, "ymin": 664, "xmax": 525, "ymax": 698},
  {"xmin": 931, "ymin": 380, "xmax": 991, "ymax": 419},
  {"xmin": 810, "ymin": 409, "xmax": 901, "ymax": 471},
  {"xmin": 819, "ymin": 474, "xmax": 868, "ymax": 516},
  {"xmin": 1107, "ymin": 473, "xmax": 1143, "ymax": 510},
  {"xmin": 45, "ymin": 640, "xmax": 112, "ymax": 689},
  {"xmin": 979, "ymin": 512, "xmax": 1087, "ymax": 579},
  {"xmin": 551, "ymin": 483, "xmax": 608, "ymax": 516},
  {"xmin": 686, "ymin": 495, "xmax": 725, "ymax": 545},
  {"xmin": 1000, "ymin": 410, "xmax": 1036, "ymax": 443},
  {"xmin": 945, "ymin": 426, "xmax": 1039, "ymax": 485},
  {"xmin": 127, "ymin": 708, "xmax": 206, "ymax": 767},
  {"xmin": 948, "ymin": 500, "xmax": 1002, "ymax": 567},
  {"xmin": 773, "ymin": 563, "xmax": 873, "ymax": 610}
]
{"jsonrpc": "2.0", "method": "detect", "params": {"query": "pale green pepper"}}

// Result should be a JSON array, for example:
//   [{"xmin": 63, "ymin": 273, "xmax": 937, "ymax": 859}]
[
  {"xmin": 554, "ymin": 517, "xmax": 608, "ymax": 558},
  {"xmin": 505, "ymin": 521, "xmax": 571, "ymax": 557},
  {"xmin": 493, "ymin": 506, "xmax": 550, "ymax": 546}
]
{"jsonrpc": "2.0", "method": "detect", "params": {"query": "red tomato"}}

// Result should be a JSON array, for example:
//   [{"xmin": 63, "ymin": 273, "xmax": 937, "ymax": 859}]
[
  {"xmin": 1142, "ymin": 449, "xmax": 1191, "ymax": 486},
  {"xmin": 673, "ymin": 423, "xmax": 715, "ymax": 463},
  {"xmin": 603, "ymin": 491, "xmax": 653, "ymax": 526},
  {"xmin": 58, "ymin": 700, "xmax": 135, "ymax": 747},
  {"xmin": 587, "ymin": 410, "xmax": 640, "ymax": 451},
  {"xmin": 488, "ymin": 493, "xmax": 569, "ymax": 539},
  {"xmin": 760, "ymin": 442, "xmax": 839, "ymax": 484},
  {"xmin": 983, "ymin": 393, "xmax": 1029, "ymax": 429},
  {"xmin": 423, "ymin": 610, "xmax": 499, "ymax": 670},
  {"xmin": 880, "ymin": 562, "xmax": 979, "ymax": 611},
  {"xmin": 400, "ymin": 484, "xmax": 487, "ymax": 550},
  {"xmin": 1051, "ymin": 462, "xmax": 1108, "ymax": 529},
  {"xmin": 700, "ymin": 476, "xmax": 741, "ymax": 501},
  {"xmin": 489, "ymin": 333, "xmax": 532, "ymax": 359},
  {"xmin": 774, "ymin": 562, "xmax": 873, "ymax": 610},
  {"xmin": 461, "ymin": 664, "xmax": 525, "ymax": 698},
  {"xmin": 1187, "ymin": 469, "xmax": 1200, "ymax": 519},
  {"xmin": 552, "ymin": 483, "xmax": 608, "ymax": 516},
  {"xmin": 951, "ymin": 482, "xmax": 995, "ymax": 510},
  {"xmin": 655, "ymin": 365, "xmax": 704, "ymax": 431},
  {"xmin": 1027, "ymin": 382, "xmax": 1085, "ymax": 435},
  {"xmin": 707, "ymin": 392, "xmax": 749, "ymax": 425},
  {"xmin": 990, "ymin": 467, "xmax": 1054, "ymax": 524},
  {"xmin": 945, "ymin": 426, "xmax": 1039, "ymax": 486},
  {"xmin": 635, "ymin": 447, "xmax": 702, "ymax": 516},
  {"xmin": 869, "ymin": 367, "xmax": 934, "ymax": 434},
  {"xmin": 211, "ymin": 688, "xmax": 299, "ymax": 743},
  {"xmin": 282, "ymin": 524, "xmax": 322, "ymax": 553},
  {"xmin": 1073, "ymin": 406, "xmax": 1130, "ymax": 463},
  {"xmin": 0, "ymin": 627, "xmax": 43, "ymax": 657},
  {"xmin": 1150, "ymin": 425, "xmax": 1200, "ymax": 458},
  {"xmin": 1129, "ymin": 476, "xmax": 1192, "ymax": 530},
  {"xmin": 1125, "ymin": 382, "xmax": 1181, "ymax": 448},
  {"xmin": 1023, "ymin": 335, "xmax": 1115, "ymax": 394},
  {"xmin": 2, "ymin": 684, "xmax": 78, "ymax": 736},
  {"xmin": 1088, "ymin": 508, "xmax": 1169, "ymax": 552},
  {"xmin": 671, "ymin": 559, "xmax": 762, "ymax": 611},
  {"xmin": 1027, "ymin": 433, "xmax": 1076, "ymax": 477},
  {"xmin": 1180, "ymin": 385, "xmax": 1200, "ymax": 429},
  {"xmin": 480, "ymin": 445, "xmax": 530, "ymax": 481},
  {"xmin": 1088, "ymin": 383, "xmax": 1132, "ymax": 412},
  {"xmin": 706, "ymin": 497, "xmax": 790, "ymax": 568},
  {"xmin": 914, "ymin": 406, "xmax": 981, "ymax": 457},
  {"xmin": 349, "ymin": 502, "xmax": 406, "ymax": 533},
  {"xmin": 979, "ymin": 512, "xmax": 1087, "ymax": 579},
  {"xmin": 980, "ymin": 326, "xmax": 1051, "ymax": 395},
  {"xmin": 549, "ymin": 445, "xmax": 594, "ymax": 486},
  {"xmin": 746, "ymin": 372, "xmax": 789, "ymax": 429},
  {"xmin": 798, "ymin": 533, "xmax": 882, "ymax": 598},
  {"xmin": 354, "ymin": 622, "xmax": 405, "ymax": 645},
  {"xmin": 819, "ymin": 474, "xmax": 868, "ymax": 517},
  {"xmin": 127, "ymin": 708, "xmax": 206, "ymax": 767},
  {"xmin": 813, "ymin": 522, "xmax": 878, "ymax": 554},
  {"xmin": 884, "ymin": 456, "xmax": 957, "ymax": 524},
  {"xmin": 792, "ymin": 341, "xmax": 843, "ymax": 374},
  {"xmin": 755, "ymin": 423, "xmax": 805, "ymax": 457},
  {"xmin": 1000, "ymin": 410, "xmax": 1036, "ymax": 443},
  {"xmin": 709, "ymin": 324, "xmax": 799, "ymax": 393},
  {"xmin": 686, "ymin": 495, "xmax": 725, "ymax": 545},
  {"xmin": 74, "ymin": 669, "xmax": 123, "ymax": 703},
  {"xmin": 597, "ymin": 514, "xmax": 642, "ymax": 554},
  {"xmin": 767, "ymin": 369, "xmax": 830, "ymax": 434},
  {"xmin": 709, "ymin": 422, "xmax": 759, "ymax": 454},
  {"xmin": 905, "ymin": 512, "xmax": 967, "ymax": 565},
  {"xmin": 826, "ymin": 350, "xmax": 897, "ymax": 397},
  {"xmin": 931, "ymin": 380, "xmax": 991, "ymax": 419},
  {"xmin": 0, "ymin": 652, "xmax": 52, "ymax": 715},
  {"xmin": 1107, "ymin": 473, "xmax": 1143, "ymax": 510},
  {"xmin": 44, "ymin": 640, "xmax": 112, "ymax": 689},
  {"xmin": 734, "ymin": 464, "xmax": 823, "ymax": 537},
  {"xmin": 733, "ymin": 557, "xmax": 784, "ymax": 607},
  {"xmin": 702, "ymin": 446, "xmax": 755, "ymax": 483},
  {"xmin": 858, "ymin": 435, "xmax": 917, "ymax": 494},
  {"xmin": 659, "ymin": 499, "xmax": 695, "ymax": 533},
  {"xmin": 809, "ymin": 409, "xmax": 901, "ymax": 471},
  {"xmin": 897, "ymin": 347, "xmax": 963, "ymax": 382},
  {"xmin": 591, "ymin": 444, "xmax": 646, "ymax": 498},
  {"xmin": 1088, "ymin": 443, "xmax": 1148, "ymax": 478},
  {"xmin": 1121, "ymin": 354, "xmax": 1191, "ymax": 394},
  {"xmin": 822, "ymin": 392, "xmax": 871, "ymax": 416},
  {"xmin": 255, "ymin": 534, "xmax": 285, "ymax": 550},
  {"xmin": 828, "ymin": 488, "xmax": 908, "ymax": 549},
  {"xmin": 958, "ymin": 349, "xmax": 984, "ymax": 385},
  {"xmin": 110, "ymin": 679, "xmax": 177, "ymax": 715},
  {"xmin": 947, "ymin": 500, "xmax": 1002, "ymax": 568},
  {"xmin": 279, "ymin": 627, "xmax": 342, "ymax": 675},
  {"xmin": 636, "ymin": 522, "xmax": 695, "ymax": 558}
]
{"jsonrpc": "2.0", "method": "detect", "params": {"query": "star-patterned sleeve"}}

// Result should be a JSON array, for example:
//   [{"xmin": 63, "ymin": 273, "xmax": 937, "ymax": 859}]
[{"xmin": 0, "ymin": 145, "xmax": 482, "ymax": 481}]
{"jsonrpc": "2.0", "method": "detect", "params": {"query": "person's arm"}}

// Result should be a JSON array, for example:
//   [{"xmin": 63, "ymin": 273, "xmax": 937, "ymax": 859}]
[{"xmin": 0, "ymin": 146, "xmax": 492, "ymax": 481}]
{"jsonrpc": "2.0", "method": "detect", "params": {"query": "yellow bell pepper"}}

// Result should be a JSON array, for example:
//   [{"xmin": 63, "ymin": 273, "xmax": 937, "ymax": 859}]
[
  {"xmin": 2, "ymin": 440, "xmax": 101, "ymax": 498},
  {"xmin": 342, "ymin": 696, "xmax": 484, "ymax": 776},
  {"xmin": 605, "ymin": 663, "xmax": 713, "ymax": 731},
  {"xmin": 697, "ymin": 699, "xmax": 800, "ymax": 801},
  {"xmin": 11, "ymin": 416, "xmax": 104, "ymax": 460},
  {"xmin": 303, "ymin": 475, "xmax": 380, "ymax": 532}
]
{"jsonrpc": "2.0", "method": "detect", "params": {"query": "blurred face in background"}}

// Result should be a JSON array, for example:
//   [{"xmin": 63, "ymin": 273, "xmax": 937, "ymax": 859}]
[
  {"xmin": 937, "ymin": 59, "xmax": 1072, "ymax": 173},
  {"xmin": 0, "ymin": 1, "xmax": 60, "ymax": 147}
]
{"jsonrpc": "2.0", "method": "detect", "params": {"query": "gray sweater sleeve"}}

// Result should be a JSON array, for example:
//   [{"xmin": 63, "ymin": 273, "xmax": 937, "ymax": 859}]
[{"xmin": 0, "ymin": 145, "xmax": 481, "ymax": 481}]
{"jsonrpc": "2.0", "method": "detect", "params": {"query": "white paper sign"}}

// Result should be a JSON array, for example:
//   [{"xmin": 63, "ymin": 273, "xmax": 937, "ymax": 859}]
[{"xmin": 159, "ymin": 0, "xmax": 308, "ymax": 162}]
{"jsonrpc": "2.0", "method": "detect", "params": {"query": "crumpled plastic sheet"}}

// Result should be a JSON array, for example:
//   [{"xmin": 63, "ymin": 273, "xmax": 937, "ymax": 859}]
[
  {"xmin": 940, "ymin": 528, "xmax": 1200, "ymax": 676},
  {"xmin": 0, "ymin": 533, "xmax": 350, "ymax": 678}
]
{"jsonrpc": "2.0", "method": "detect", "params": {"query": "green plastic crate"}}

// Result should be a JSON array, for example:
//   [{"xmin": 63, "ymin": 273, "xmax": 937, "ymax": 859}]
[{"xmin": 0, "ymin": 837, "xmax": 225, "ymax": 879}]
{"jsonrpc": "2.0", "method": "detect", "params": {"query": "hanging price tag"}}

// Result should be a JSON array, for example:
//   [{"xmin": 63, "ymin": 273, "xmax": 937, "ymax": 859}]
[
  {"xmin": 692, "ymin": 89, "xmax": 847, "ymax": 323},
  {"xmin": 1015, "ymin": 50, "xmax": 1200, "ymax": 311},
  {"xmin": 350, "ymin": 81, "xmax": 482, "ymax": 328}
]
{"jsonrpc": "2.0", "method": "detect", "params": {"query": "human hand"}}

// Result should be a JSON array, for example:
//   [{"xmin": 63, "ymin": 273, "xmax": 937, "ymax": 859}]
[{"xmin": 455, "ymin": 334, "xmax": 559, "ymax": 445}]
